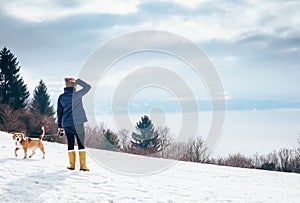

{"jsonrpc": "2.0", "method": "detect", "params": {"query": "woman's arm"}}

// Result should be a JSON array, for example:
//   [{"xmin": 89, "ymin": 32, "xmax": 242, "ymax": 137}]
[
  {"xmin": 57, "ymin": 96, "xmax": 63, "ymax": 128},
  {"xmin": 75, "ymin": 78, "xmax": 91, "ymax": 97}
]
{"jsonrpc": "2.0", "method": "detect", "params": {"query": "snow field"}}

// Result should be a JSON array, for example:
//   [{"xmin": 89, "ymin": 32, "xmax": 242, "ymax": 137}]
[{"xmin": 1, "ymin": 131, "xmax": 300, "ymax": 203}]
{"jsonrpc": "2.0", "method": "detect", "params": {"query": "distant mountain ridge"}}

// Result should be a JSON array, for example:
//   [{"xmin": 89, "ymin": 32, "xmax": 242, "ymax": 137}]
[{"xmin": 94, "ymin": 99, "xmax": 300, "ymax": 114}]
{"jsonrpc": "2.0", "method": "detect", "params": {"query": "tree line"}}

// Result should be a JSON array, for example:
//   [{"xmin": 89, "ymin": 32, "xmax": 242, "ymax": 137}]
[
  {"xmin": 0, "ymin": 47, "xmax": 56, "ymax": 135},
  {"xmin": 73, "ymin": 114, "xmax": 300, "ymax": 174}
]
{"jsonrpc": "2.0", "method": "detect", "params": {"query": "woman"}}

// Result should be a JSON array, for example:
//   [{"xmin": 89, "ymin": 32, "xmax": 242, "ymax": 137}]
[{"xmin": 57, "ymin": 77, "xmax": 91, "ymax": 171}]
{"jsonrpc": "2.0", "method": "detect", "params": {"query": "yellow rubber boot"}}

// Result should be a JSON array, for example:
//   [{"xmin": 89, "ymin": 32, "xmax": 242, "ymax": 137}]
[
  {"xmin": 79, "ymin": 150, "xmax": 90, "ymax": 171},
  {"xmin": 67, "ymin": 150, "xmax": 76, "ymax": 170}
]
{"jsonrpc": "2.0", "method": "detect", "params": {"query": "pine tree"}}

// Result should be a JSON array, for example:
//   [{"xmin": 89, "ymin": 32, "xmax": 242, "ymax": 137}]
[
  {"xmin": 30, "ymin": 79, "xmax": 55, "ymax": 116},
  {"xmin": 131, "ymin": 115, "xmax": 161, "ymax": 155},
  {"xmin": 102, "ymin": 129, "xmax": 119, "ymax": 151},
  {"xmin": 0, "ymin": 47, "xmax": 29, "ymax": 110},
  {"xmin": 27, "ymin": 79, "xmax": 56, "ymax": 135}
]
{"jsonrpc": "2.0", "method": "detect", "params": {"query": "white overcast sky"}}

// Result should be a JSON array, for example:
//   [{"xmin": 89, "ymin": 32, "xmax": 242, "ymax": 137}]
[{"xmin": 0, "ymin": 0, "xmax": 299, "ymax": 102}]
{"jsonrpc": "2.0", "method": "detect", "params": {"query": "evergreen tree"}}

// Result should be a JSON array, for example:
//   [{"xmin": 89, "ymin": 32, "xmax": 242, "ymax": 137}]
[
  {"xmin": 30, "ymin": 79, "xmax": 55, "ymax": 116},
  {"xmin": 27, "ymin": 79, "xmax": 56, "ymax": 135},
  {"xmin": 131, "ymin": 115, "xmax": 161, "ymax": 155},
  {"xmin": 0, "ymin": 47, "xmax": 29, "ymax": 109},
  {"xmin": 102, "ymin": 129, "xmax": 119, "ymax": 151}
]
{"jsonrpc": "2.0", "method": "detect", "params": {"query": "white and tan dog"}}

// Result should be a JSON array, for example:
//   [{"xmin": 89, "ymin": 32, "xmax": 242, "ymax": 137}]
[{"xmin": 12, "ymin": 127, "xmax": 45, "ymax": 159}]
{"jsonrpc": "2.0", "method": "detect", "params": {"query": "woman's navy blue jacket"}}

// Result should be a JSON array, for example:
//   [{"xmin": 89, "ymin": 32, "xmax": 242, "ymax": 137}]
[{"xmin": 57, "ymin": 79, "xmax": 91, "ymax": 128}]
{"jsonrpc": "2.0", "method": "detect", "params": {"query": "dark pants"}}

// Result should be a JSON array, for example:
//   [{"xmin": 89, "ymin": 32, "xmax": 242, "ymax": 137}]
[{"xmin": 64, "ymin": 124, "xmax": 85, "ymax": 150}]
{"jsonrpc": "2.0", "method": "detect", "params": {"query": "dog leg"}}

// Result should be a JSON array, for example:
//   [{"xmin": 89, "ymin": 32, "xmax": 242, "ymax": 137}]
[
  {"xmin": 14, "ymin": 148, "xmax": 19, "ymax": 157},
  {"xmin": 23, "ymin": 149, "xmax": 27, "ymax": 159},
  {"xmin": 29, "ymin": 149, "xmax": 36, "ymax": 158},
  {"xmin": 39, "ymin": 144, "xmax": 45, "ymax": 159}
]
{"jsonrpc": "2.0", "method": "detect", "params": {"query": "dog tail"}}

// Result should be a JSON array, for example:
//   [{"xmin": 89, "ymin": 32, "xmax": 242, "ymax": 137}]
[{"xmin": 39, "ymin": 126, "xmax": 45, "ymax": 140}]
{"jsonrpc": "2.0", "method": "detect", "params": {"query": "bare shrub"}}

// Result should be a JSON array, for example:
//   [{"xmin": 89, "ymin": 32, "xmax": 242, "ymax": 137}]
[
  {"xmin": 165, "ymin": 141, "xmax": 187, "ymax": 160},
  {"xmin": 209, "ymin": 157, "xmax": 225, "ymax": 165},
  {"xmin": 223, "ymin": 153, "xmax": 253, "ymax": 168},
  {"xmin": 257, "ymin": 151, "xmax": 279, "ymax": 171},
  {"xmin": 182, "ymin": 137, "xmax": 209, "ymax": 163},
  {"xmin": 85, "ymin": 124, "xmax": 105, "ymax": 149},
  {"xmin": 278, "ymin": 148, "xmax": 293, "ymax": 172},
  {"xmin": 84, "ymin": 123, "xmax": 119, "ymax": 151},
  {"xmin": 156, "ymin": 126, "xmax": 173, "ymax": 158},
  {"xmin": 0, "ymin": 104, "xmax": 26, "ymax": 132},
  {"xmin": 164, "ymin": 136, "xmax": 209, "ymax": 163},
  {"xmin": 118, "ymin": 128, "xmax": 131, "ymax": 153},
  {"xmin": 22, "ymin": 112, "xmax": 57, "ymax": 136},
  {"xmin": 290, "ymin": 148, "xmax": 300, "ymax": 173}
]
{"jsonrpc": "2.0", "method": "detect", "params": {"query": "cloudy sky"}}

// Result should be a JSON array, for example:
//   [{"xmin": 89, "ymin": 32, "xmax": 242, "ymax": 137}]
[{"xmin": 0, "ymin": 0, "xmax": 299, "ymax": 103}]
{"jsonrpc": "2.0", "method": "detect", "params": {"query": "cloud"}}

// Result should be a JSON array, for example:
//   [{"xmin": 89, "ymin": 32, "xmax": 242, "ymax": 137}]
[
  {"xmin": 2, "ymin": 0, "xmax": 299, "ymax": 45},
  {"xmin": 100, "ymin": 0, "xmax": 300, "ymax": 45},
  {"xmin": 223, "ymin": 56, "xmax": 237, "ymax": 63},
  {"xmin": 1, "ymin": 0, "xmax": 139, "ymax": 22},
  {"xmin": 160, "ymin": 0, "xmax": 211, "ymax": 9},
  {"xmin": 284, "ymin": 47, "xmax": 300, "ymax": 53}
]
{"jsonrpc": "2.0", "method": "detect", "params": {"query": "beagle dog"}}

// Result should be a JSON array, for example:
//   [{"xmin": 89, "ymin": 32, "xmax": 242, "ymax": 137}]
[{"xmin": 12, "ymin": 127, "xmax": 45, "ymax": 159}]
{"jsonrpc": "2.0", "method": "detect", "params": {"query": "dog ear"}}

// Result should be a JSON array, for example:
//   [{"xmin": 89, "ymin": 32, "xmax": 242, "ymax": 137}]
[
  {"xmin": 22, "ymin": 133, "xmax": 26, "ymax": 140},
  {"xmin": 12, "ymin": 134, "xmax": 16, "ymax": 140}
]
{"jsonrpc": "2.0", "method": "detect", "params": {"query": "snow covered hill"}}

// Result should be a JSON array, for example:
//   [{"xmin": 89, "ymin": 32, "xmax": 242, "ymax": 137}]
[{"xmin": 1, "ymin": 131, "xmax": 300, "ymax": 203}]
